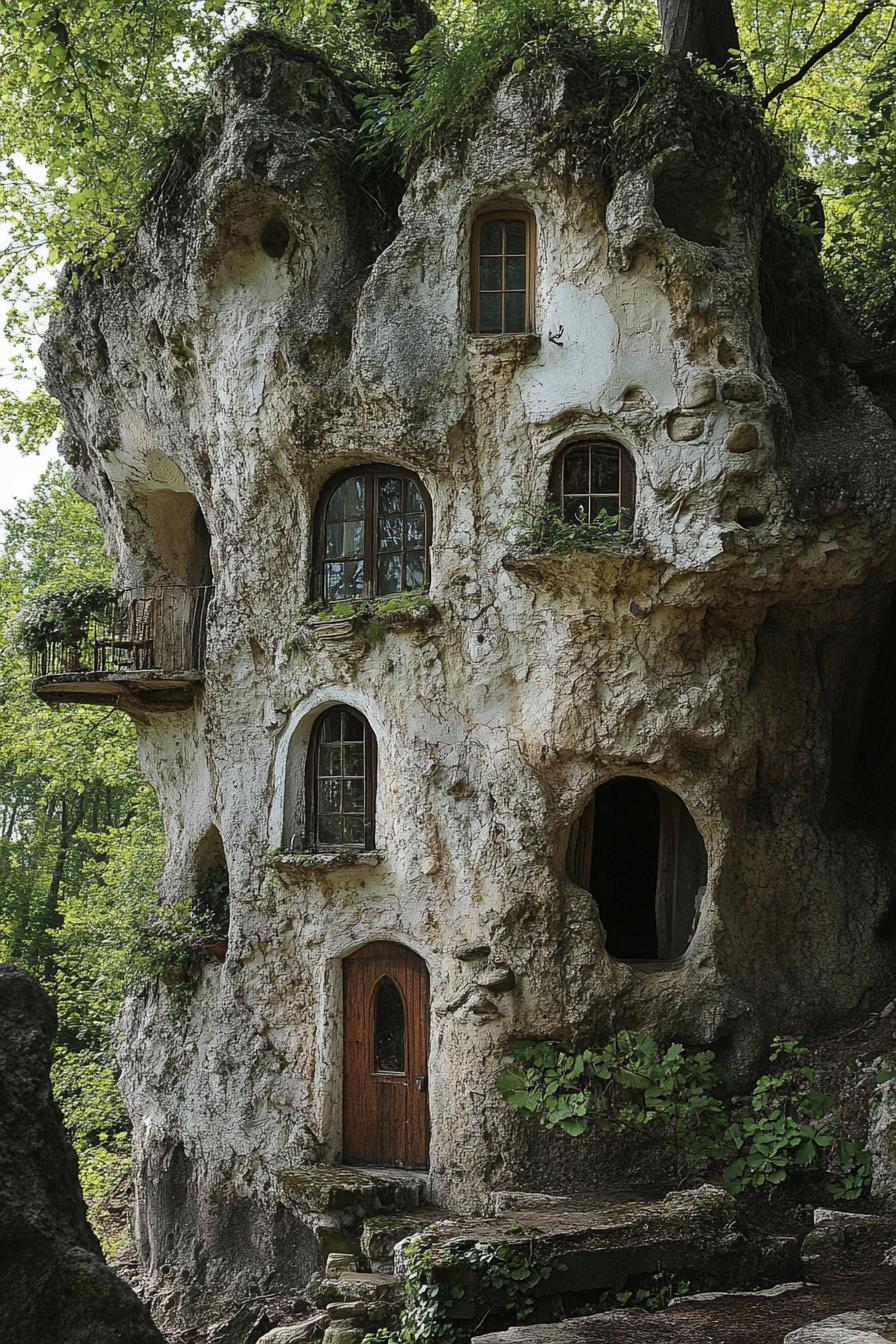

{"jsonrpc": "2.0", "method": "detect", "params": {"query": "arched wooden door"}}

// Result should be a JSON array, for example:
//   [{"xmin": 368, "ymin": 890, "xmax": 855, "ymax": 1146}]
[{"xmin": 342, "ymin": 942, "xmax": 430, "ymax": 1169}]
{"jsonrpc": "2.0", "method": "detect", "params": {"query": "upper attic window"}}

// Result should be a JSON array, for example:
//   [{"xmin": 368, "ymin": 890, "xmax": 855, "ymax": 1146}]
[
  {"xmin": 472, "ymin": 209, "xmax": 535, "ymax": 334},
  {"xmin": 551, "ymin": 440, "xmax": 635, "ymax": 528},
  {"xmin": 314, "ymin": 466, "xmax": 431, "ymax": 603}
]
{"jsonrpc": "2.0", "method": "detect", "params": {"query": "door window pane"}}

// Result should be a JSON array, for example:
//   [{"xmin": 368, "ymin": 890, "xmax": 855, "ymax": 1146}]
[
  {"xmin": 505, "ymin": 218, "xmax": 527, "ymax": 253},
  {"xmin": 377, "ymin": 553, "xmax": 403, "ymax": 594},
  {"xmin": 373, "ymin": 978, "xmax": 405, "ymax": 1073},
  {"xmin": 478, "ymin": 292, "xmax": 502, "ymax": 333},
  {"xmin": 479, "ymin": 220, "xmax": 503, "ymax": 254},
  {"xmin": 378, "ymin": 477, "xmax": 403, "ymax": 515}
]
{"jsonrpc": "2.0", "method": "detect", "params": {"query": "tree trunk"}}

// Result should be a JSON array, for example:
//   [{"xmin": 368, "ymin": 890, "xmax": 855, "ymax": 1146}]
[{"xmin": 657, "ymin": 0, "xmax": 740, "ymax": 67}]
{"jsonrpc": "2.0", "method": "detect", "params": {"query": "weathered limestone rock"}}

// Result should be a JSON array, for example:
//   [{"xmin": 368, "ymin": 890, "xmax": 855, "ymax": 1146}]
[
  {"xmin": 257, "ymin": 1317, "xmax": 330, "ymax": 1343},
  {"xmin": 784, "ymin": 1312, "xmax": 896, "ymax": 1343},
  {"xmin": 0, "ymin": 964, "xmax": 164, "ymax": 1344},
  {"xmin": 397, "ymin": 1185, "xmax": 799, "ymax": 1317},
  {"xmin": 38, "ymin": 29, "xmax": 896, "ymax": 1316}
]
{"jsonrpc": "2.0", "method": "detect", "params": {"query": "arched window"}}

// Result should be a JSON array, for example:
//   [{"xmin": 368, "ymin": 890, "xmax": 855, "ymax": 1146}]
[
  {"xmin": 314, "ymin": 467, "xmax": 431, "ymax": 603},
  {"xmin": 472, "ymin": 209, "xmax": 535, "ymax": 334},
  {"xmin": 307, "ymin": 706, "xmax": 377, "ymax": 850},
  {"xmin": 551, "ymin": 440, "xmax": 635, "ymax": 528}
]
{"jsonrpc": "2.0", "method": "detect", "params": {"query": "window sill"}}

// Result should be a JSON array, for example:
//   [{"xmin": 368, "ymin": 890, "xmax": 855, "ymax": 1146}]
[
  {"xmin": 294, "ymin": 597, "xmax": 439, "ymax": 647},
  {"xmin": 270, "ymin": 849, "xmax": 384, "ymax": 876},
  {"xmin": 467, "ymin": 332, "xmax": 541, "ymax": 363}
]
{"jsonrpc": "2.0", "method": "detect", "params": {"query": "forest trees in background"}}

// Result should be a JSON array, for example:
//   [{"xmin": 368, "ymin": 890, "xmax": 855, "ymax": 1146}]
[{"xmin": 0, "ymin": 462, "xmax": 164, "ymax": 1238}]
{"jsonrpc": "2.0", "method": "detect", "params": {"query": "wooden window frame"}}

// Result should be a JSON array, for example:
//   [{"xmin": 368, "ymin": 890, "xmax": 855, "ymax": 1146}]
[
  {"xmin": 550, "ymin": 439, "xmax": 636, "ymax": 527},
  {"xmin": 306, "ymin": 706, "xmax": 377, "ymax": 851},
  {"xmin": 313, "ymin": 465, "xmax": 433, "ymax": 604},
  {"xmin": 471, "ymin": 208, "xmax": 536, "ymax": 335}
]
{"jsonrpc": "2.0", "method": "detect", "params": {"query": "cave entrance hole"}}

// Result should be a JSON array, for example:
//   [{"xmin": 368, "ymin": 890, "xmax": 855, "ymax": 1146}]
[{"xmin": 566, "ymin": 777, "xmax": 707, "ymax": 962}]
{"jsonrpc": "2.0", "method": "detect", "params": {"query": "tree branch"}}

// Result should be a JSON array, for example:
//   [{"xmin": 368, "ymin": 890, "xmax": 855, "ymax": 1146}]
[{"xmin": 762, "ymin": 1, "xmax": 888, "ymax": 106}]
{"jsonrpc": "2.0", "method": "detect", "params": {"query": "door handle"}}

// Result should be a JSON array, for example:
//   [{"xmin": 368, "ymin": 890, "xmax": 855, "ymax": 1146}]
[{"xmin": 415, "ymin": 1075, "xmax": 428, "ymax": 1093}]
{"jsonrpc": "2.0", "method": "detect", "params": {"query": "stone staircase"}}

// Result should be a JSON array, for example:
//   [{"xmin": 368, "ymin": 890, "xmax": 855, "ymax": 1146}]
[{"xmin": 273, "ymin": 1166, "xmax": 447, "ymax": 1342}]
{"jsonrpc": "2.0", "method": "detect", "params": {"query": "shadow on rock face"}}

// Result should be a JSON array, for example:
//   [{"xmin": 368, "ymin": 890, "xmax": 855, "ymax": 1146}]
[{"xmin": 0, "ymin": 963, "xmax": 163, "ymax": 1344}]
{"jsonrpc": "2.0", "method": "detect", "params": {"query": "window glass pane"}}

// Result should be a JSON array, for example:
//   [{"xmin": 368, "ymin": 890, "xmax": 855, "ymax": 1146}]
[
  {"xmin": 505, "ymin": 219, "xmax": 527, "ymax": 253},
  {"xmin": 318, "ymin": 813, "xmax": 342, "ymax": 845},
  {"xmin": 325, "ymin": 480, "xmax": 348, "ymax": 522},
  {"xmin": 377, "ymin": 553, "xmax": 403, "ymax": 594},
  {"xmin": 326, "ymin": 476, "xmax": 365, "ymax": 521},
  {"xmin": 319, "ymin": 742, "xmax": 342, "ymax": 776},
  {"xmin": 378, "ymin": 477, "xmax": 403, "ymax": 515},
  {"xmin": 343, "ymin": 742, "xmax": 364, "ymax": 777},
  {"xmin": 321, "ymin": 710, "xmax": 342, "ymax": 742},
  {"xmin": 343, "ymin": 777, "xmax": 365, "ymax": 813},
  {"xmin": 374, "ymin": 978, "xmax": 405, "ymax": 1072},
  {"xmin": 343, "ymin": 814, "xmax": 365, "ymax": 846},
  {"xmin": 504, "ymin": 255, "xmax": 526, "ymax": 291},
  {"xmin": 590, "ymin": 496, "xmax": 619, "ymax": 520},
  {"xmin": 593, "ymin": 449, "xmax": 619, "ymax": 490},
  {"xmin": 342, "ymin": 711, "xmax": 364, "ymax": 741},
  {"xmin": 320, "ymin": 777, "xmax": 341, "ymax": 814},
  {"xmin": 341, "ymin": 560, "xmax": 365, "ymax": 599},
  {"xmin": 478, "ymin": 291, "xmax": 502, "ymax": 333},
  {"xmin": 406, "ymin": 482, "xmax": 423, "ymax": 514},
  {"xmin": 405, "ymin": 514, "xmax": 424, "ymax": 548},
  {"xmin": 377, "ymin": 516, "xmax": 403, "ymax": 552},
  {"xmin": 564, "ymin": 498, "xmax": 588, "ymax": 523},
  {"xmin": 504, "ymin": 290, "xmax": 526, "ymax": 332},
  {"xmin": 479, "ymin": 220, "xmax": 503, "ymax": 254},
  {"xmin": 406, "ymin": 553, "xmax": 424, "ymax": 590},
  {"xmin": 324, "ymin": 562, "xmax": 346, "ymax": 600},
  {"xmin": 479, "ymin": 257, "xmax": 503, "ymax": 291},
  {"xmin": 563, "ymin": 451, "xmax": 590, "ymax": 494}
]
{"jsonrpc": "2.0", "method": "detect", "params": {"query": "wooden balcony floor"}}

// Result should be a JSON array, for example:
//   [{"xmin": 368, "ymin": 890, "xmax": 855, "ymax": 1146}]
[{"xmin": 32, "ymin": 669, "xmax": 203, "ymax": 715}]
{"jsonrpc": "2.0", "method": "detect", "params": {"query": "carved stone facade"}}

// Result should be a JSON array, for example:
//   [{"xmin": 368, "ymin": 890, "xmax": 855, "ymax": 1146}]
[{"xmin": 41, "ymin": 34, "xmax": 896, "ymax": 1313}]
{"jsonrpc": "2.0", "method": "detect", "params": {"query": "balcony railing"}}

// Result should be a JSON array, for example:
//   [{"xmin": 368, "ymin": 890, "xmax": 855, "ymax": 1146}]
[{"xmin": 29, "ymin": 585, "xmax": 212, "ymax": 679}]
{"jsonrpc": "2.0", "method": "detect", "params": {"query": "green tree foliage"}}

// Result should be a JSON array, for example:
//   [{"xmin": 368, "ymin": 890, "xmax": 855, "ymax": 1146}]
[
  {"xmin": 0, "ymin": 460, "xmax": 164, "ymax": 1238},
  {"xmin": 0, "ymin": 0, "xmax": 892, "ymax": 456}
]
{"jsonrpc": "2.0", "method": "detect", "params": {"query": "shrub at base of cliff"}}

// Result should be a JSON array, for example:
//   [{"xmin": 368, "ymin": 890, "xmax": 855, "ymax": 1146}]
[{"xmin": 497, "ymin": 1032, "xmax": 889, "ymax": 1201}]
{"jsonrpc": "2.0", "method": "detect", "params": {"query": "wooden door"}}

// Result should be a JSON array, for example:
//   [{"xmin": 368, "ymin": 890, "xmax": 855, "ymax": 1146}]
[{"xmin": 342, "ymin": 942, "xmax": 430, "ymax": 1169}]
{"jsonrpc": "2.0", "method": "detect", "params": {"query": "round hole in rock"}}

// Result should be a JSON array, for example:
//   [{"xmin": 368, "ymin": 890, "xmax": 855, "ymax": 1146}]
[
  {"xmin": 565, "ymin": 777, "xmax": 707, "ymax": 962},
  {"xmin": 736, "ymin": 509, "xmax": 765, "ymax": 529},
  {"xmin": 259, "ymin": 216, "xmax": 290, "ymax": 260},
  {"xmin": 653, "ymin": 164, "xmax": 728, "ymax": 247}
]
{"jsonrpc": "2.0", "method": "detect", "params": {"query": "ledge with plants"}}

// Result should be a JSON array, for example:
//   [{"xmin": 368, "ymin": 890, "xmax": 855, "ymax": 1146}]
[
  {"xmin": 267, "ymin": 846, "xmax": 384, "ymax": 877},
  {"xmin": 288, "ymin": 593, "xmax": 439, "ymax": 651},
  {"xmin": 132, "ymin": 895, "xmax": 230, "ymax": 1014},
  {"xmin": 500, "ymin": 502, "xmax": 657, "ymax": 594}
]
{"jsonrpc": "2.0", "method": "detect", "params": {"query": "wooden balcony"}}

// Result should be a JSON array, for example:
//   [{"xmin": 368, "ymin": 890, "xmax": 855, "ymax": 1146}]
[{"xmin": 30, "ymin": 585, "xmax": 211, "ymax": 715}]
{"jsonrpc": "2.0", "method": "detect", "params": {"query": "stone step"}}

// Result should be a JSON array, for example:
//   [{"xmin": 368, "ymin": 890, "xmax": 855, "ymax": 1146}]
[
  {"xmin": 361, "ymin": 1208, "xmax": 446, "ymax": 1272},
  {"xmin": 279, "ymin": 1166, "xmax": 426, "ymax": 1218}
]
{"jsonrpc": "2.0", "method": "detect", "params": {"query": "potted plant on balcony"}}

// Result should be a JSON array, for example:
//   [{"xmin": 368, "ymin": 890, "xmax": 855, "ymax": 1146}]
[{"xmin": 17, "ymin": 582, "xmax": 118, "ymax": 672}]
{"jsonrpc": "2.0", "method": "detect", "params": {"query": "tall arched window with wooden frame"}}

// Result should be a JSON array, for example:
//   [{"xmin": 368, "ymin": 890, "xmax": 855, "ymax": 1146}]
[
  {"xmin": 472, "ymin": 208, "xmax": 535, "ymax": 334},
  {"xmin": 551, "ymin": 440, "xmax": 636, "ymax": 530},
  {"xmin": 306, "ymin": 706, "xmax": 377, "ymax": 850},
  {"xmin": 314, "ymin": 466, "xmax": 432, "ymax": 604}
]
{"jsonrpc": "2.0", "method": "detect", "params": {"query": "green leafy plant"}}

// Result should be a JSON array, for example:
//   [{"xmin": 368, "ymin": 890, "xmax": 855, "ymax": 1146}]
[
  {"xmin": 612, "ymin": 1273, "xmax": 691, "ymax": 1311},
  {"xmin": 498, "ymin": 1033, "xmax": 877, "ymax": 1200},
  {"xmin": 17, "ymin": 581, "xmax": 119, "ymax": 651},
  {"xmin": 131, "ymin": 897, "xmax": 227, "ymax": 1013},
  {"xmin": 363, "ymin": 1237, "xmax": 563, "ymax": 1344},
  {"xmin": 505, "ymin": 501, "xmax": 632, "ymax": 555}
]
